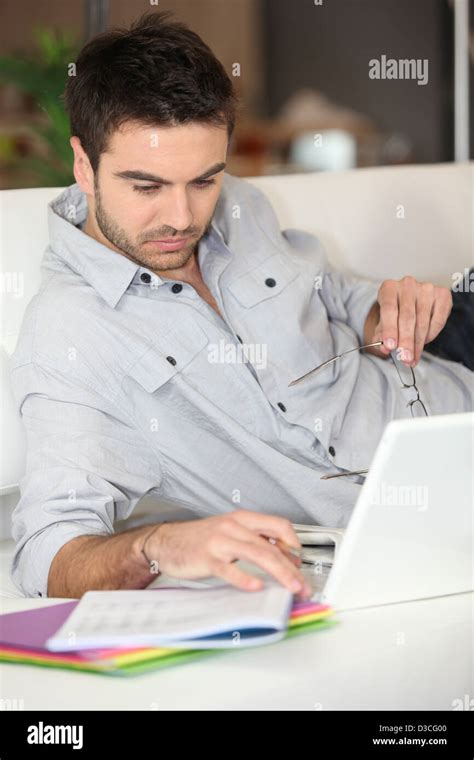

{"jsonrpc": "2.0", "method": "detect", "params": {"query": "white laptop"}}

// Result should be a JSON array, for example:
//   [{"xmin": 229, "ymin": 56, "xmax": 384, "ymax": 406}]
[{"xmin": 310, "ymin": 412, "xmax": 473, "ymax": 611}]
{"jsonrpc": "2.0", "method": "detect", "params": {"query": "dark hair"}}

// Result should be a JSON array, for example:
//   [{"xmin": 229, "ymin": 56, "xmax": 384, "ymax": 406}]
[{"xmin": 64, "ymin": 11, "xmax": 238, "ymax": 171}]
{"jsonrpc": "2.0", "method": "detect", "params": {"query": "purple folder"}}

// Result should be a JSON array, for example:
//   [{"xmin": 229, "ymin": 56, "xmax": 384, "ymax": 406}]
[{"xmin": 0, "ymin": 601, "xmax": 79, "ymax": 653}]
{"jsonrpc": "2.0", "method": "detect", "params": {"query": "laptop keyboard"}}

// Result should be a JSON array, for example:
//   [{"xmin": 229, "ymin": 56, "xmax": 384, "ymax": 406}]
[{"xmin": 302, "ymin": 563, "xmax": 331, "ymax": 598}]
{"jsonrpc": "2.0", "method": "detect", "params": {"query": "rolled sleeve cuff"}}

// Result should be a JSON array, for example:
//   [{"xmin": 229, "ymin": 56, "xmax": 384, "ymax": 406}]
[
  {"xmin": 11, "ymin": 522, "xmax": 111, "ymax": 599},
  {"xmin": 349, "ymin": 279, "xmax": 381, "ymax": 345}
]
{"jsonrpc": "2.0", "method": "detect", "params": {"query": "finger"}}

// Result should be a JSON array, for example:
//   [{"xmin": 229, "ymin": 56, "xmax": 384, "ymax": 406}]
[
  {"xmin": 413, "ymin": 283, "xmax": 435, "ymax": 365},
  {"xmin": 426, "ymin": 287, "xmax": 453, "ymax": 343},
  {"xmin": 220, "ymin": 538, "xmax": 310, "ymax": 595},
  {"xmin": 231, "ymin": 509, "xmax": 302, "ymax": 551},
  {"xmin": 215, "ymin": 520, "xmax": 302, "ymax": 573},
  {"xmin": 397, "ymin": 276, "xmax": 417, "ymax": 364},
  {"xmin": 377, "ymin": 280, "xmax": 399, "ymax": 351},
  {"xmin": 372, "ymin": 320, "xmax": 383, "ymax": 342},
  {"xmin": 218, "ymin": 520, "xmax": 301, "ymax": 564},
  {"xmin": 230, "ymin": 542, "xmax": 302, "ymax": 570},
  {"xmin": 277, "ymin": 546, "xmax": 302, "ymax": 568},
  {"xmin": 372, "ymin": 320, "xmax": 391, "ymax": 356},
  {"xmin": 213, "ymin": 560, "xmax": 265, "ymax": 592},
  {"xmin": 265, "ymin": 537, "xmax": 302, "ymax": 567}
]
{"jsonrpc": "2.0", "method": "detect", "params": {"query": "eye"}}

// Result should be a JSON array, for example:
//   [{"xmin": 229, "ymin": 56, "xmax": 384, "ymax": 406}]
[
  {"xmin": 193, "ymin": 179, "xmax": 216, "ymax": 189},
  {"xmin": 132, "ymin": 178, "xmax": 216, "ymax": 194},
  {"xmin": 133, "ymin": 185, "xmax": 161, "ymax": 194}
]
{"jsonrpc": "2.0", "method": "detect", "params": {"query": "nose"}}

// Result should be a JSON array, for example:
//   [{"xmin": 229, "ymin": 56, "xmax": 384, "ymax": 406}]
[{"xmin": 159, "ymin": 187, "xmax": 193, "ymax": 234}]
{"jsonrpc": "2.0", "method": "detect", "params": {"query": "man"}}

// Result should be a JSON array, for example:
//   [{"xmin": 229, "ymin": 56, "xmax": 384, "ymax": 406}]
[{"xmin": 10, "ymin": 12, "xmax": 472, "ymax": 599}]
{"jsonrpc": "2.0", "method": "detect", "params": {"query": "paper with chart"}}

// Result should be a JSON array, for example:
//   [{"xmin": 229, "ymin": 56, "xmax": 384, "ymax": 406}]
[{"xmin": 46, "ymin": 582, "xmax": 293, "ymax": 651}]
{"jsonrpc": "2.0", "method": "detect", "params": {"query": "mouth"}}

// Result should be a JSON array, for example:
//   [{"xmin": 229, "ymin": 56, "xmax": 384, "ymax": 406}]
[{"xmin": 144, "ymin": 237, "xmax": 191, "ymax": 251}]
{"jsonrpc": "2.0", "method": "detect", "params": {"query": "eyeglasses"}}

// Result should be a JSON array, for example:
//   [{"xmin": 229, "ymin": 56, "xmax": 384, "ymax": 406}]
[{"xmin": 288, "ymin": 340, "xmax": 428, "ymax": 480}]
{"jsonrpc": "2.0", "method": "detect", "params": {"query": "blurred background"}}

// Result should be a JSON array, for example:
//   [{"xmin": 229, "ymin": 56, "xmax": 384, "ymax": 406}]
[{"xmin": 0, "ymin": 0, "xmax": 472, "ymax": 189}]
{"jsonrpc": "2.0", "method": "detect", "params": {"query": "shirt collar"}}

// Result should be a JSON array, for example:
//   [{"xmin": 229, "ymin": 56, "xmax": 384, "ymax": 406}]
[
  {"xmin": 48, "ymin": 184, "xmax": 140, "ymax": 308},
  {"xmin": 48, "ymin": 184, "xmax": 230, "ymax": 309}
]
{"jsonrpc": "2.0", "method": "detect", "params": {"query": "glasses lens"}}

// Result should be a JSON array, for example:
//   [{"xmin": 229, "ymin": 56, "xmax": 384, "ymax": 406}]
[
  {"xmin": 410, "ymin": 399, "xmax": 428, "ymax": 418},
  {"xmin": 391, "ymin": 353, "xmax": 415, "ymax": 386}
]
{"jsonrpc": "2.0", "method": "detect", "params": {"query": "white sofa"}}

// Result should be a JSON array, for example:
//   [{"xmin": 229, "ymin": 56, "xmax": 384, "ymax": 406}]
[{"xmin": 1, "ymin": 162, "xmax": 473, "ymax": 599}]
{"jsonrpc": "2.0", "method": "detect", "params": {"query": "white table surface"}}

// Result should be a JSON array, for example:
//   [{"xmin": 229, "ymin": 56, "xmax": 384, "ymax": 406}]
[{"xmin": 1, "ymin": 591, "xmax": 472, "ymax": 710}]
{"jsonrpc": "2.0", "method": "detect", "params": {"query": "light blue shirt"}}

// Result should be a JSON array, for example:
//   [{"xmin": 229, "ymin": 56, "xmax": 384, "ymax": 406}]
[{"xmin": 10, "ymin": 174, "xmax": 473, "ymax": 597}]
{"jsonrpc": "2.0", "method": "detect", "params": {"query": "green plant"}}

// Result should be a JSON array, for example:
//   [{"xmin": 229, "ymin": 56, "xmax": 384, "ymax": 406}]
[{"xmin": 0, "ymin": 28, "xmax": 78, "ymax": 186}]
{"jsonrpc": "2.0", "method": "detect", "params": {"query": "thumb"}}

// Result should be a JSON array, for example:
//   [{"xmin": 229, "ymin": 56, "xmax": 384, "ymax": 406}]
[{"xmin": 372, "ymin": 320, "xmax": 391, "ymax": 355}]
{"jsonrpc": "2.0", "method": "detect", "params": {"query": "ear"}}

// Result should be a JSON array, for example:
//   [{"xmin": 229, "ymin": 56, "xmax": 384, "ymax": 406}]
[{"xmin": 70, "ymin": 137, "xmax": 94, "ymax": 195}]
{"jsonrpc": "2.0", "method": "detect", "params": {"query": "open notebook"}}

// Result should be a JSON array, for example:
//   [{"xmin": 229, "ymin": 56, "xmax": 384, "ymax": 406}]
[
  {"xmin": 0, "ymin": 596, "xmax": 335, "ymax": 677},
  {"xmin": 46, "ymin": 581, "xmax": 295, "ymax": 651}
]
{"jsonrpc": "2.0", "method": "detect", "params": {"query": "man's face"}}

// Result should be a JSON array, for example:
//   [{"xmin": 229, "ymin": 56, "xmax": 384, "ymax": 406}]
[{"xmin": 81, "ymin": 121, "xmax": 228, "ymax": 274}]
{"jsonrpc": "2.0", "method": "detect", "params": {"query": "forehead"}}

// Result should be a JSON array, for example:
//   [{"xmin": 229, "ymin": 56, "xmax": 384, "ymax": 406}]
[{"xmin": 103, "ymin": 120, "xmax": 228, "ymax": 177}]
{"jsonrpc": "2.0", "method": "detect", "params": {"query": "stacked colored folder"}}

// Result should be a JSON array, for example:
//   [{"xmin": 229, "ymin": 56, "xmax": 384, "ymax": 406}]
[{"xmin": 0, "ymin": 598, "xmax": 335, "ymax": 677}]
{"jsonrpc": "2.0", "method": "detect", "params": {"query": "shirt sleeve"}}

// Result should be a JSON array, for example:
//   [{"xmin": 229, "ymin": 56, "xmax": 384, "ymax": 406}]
[
  {"xmin": 322, "ymin": 267, "xmax": 381, "ymax": 345},
  {"xmin": 10, "ymin": 362, "xmax": 161, "ymax": 598},
  {"xmin": 281, "ymin": 227, "xmax": 382, "ymax": 344}
]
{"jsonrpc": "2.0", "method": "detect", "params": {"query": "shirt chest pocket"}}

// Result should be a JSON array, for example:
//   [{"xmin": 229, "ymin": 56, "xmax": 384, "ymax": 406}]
[
  {"xmin": 226, "ymin": 253, "xmax": 300, "ymax": 309},
  {"xmin": 226, "ymin": 253, "xmax": 326, "ymax": 388},
  {"xmin": 125, "ymin": 316, "xmax": 268, "ymax": 433},
  {"xmin": 125, "ymin": 317, "xmax": 210, "ymax": 394}
]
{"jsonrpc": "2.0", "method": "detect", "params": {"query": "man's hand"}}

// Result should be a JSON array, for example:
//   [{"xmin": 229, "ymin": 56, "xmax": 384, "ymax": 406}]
[
  {"xmin": 146, "ymin": 509, "xmax": 312, "ymax": 597},
  {"xmin": 364, "ymin": 276, "xmax": 453, "ymax": 366},
  {"xmin": 48, "ymin": 509, "xmax": 312, "ymax": 599}
]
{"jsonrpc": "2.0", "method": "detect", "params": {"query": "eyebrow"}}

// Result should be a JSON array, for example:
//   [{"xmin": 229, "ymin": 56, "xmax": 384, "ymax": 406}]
[{"xmin": 113, "ymin": 161, "xmax": 226, "ymax": 185}]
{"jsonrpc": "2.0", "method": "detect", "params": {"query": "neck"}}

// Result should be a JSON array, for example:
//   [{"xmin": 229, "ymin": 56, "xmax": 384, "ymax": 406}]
[
  {"xmin": 83, "ymin": 210, "xmax": 203, "ymax": 286},
  {"xmin": 157, "ymin": 247, "xmax": 202, "ymax": 283}
]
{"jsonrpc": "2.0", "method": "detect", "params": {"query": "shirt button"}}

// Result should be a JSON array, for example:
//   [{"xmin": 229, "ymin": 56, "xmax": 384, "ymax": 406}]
[
  {"xmin": 265, "ymin": 277, "xmax": 276, "ymax": 288},
  {"xmin": 166, "ymin": 356, "xmax": 177, "ymax": 366},
  {"xmin": 140, "ymin": 273, "xmax": 151, "ymax": 283},
  {"xmin": 329, "ymin": 446, "xmax": 336, "ymax": 456},
  {"xmin": 277, "ymin": 402, "xmax": 287, "ymax": 412},
  {"xmin": 171, "ymin": 283, "xmax": 183, "ymax": 294}
]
